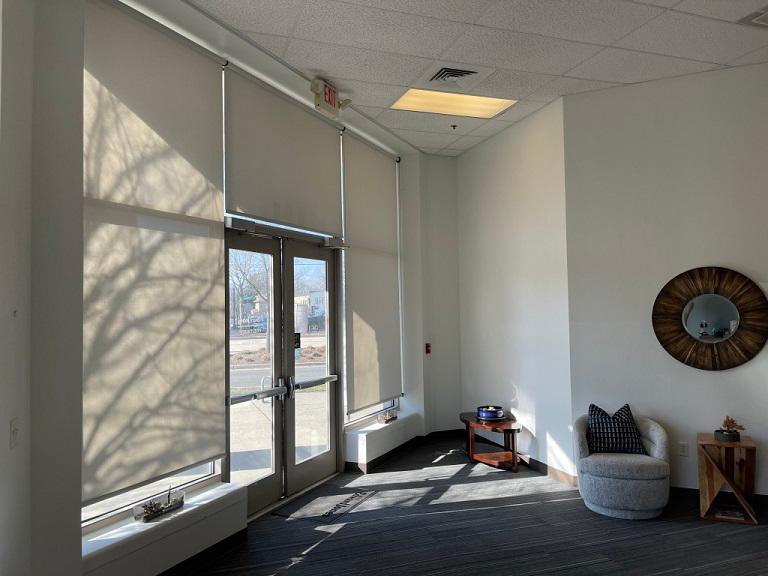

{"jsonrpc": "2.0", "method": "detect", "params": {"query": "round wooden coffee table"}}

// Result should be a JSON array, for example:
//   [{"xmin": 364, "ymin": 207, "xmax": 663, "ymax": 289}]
[{"xmin": 459, "ymin": 412, "xmax": 523, "ymax": 472}]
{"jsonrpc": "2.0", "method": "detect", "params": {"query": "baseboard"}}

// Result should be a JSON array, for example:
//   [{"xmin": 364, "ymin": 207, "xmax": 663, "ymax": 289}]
[
  {"xmin": 345, "ymin": 433, "xmax": 429, "ymax": 474},
  {"xmin": 520, "ymin": 454, "xmax": 578, "ymax": 487},
  {"xmin": 345, "ymin": 428, "xmax": 578, "ymax": 486}
]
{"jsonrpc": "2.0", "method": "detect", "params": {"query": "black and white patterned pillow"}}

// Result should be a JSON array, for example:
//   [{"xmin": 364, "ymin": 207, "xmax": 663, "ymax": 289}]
[{"xmin": 587, "ymin": 403, "xmax": 646, "ymax": 455}]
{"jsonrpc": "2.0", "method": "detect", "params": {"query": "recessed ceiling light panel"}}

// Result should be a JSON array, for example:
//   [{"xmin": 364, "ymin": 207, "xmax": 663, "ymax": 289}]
[{"xmin": 390, "ymin": 88, "xmax": 516, "ymax": 119}]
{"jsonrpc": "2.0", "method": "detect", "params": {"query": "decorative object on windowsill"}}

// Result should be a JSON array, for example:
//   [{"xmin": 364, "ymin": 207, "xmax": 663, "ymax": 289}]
[
  {"xmin": 477, "ymin": 405, "xmax": 505, "ymax": 421},
  {"xmin": 714, "ymin": 416, "xmax": 745, "ymax": 443},
  {"xmin": 377, "ymin": 408, "xmax": 398, "ymax": 424},
  {"xmin": 652, "ymin": 267, "xmax": 768, "ymax": 371},
  {"xmin": 132, "ymin": 486, "xmax": 185, "ymax": 522}
]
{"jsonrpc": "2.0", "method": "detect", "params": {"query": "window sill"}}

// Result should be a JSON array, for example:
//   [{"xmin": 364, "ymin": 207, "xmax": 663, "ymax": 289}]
[{"xmin": 82, "ymin": 482, "xmax": 246, "ymax": 575}]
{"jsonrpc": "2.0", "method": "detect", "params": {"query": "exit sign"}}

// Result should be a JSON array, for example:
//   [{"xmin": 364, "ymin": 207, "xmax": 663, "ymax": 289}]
[{"xmin": 311, "ymin": 78, "xmax": 339, "ymax": 119}]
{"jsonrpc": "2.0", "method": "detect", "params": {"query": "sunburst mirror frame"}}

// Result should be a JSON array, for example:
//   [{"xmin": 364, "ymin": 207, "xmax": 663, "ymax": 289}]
[{"xmin": 652, "ymin": 267, "xmax": 768, "ymax": 371}]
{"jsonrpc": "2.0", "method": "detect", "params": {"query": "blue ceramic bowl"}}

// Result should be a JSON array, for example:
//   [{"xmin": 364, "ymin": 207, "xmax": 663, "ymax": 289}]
[{"xmin": 477, "ymin": 405, "xmax": 505, "ymax": 420}]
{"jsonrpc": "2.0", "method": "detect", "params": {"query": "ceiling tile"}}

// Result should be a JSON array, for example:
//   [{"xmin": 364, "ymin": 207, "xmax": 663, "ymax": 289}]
[
  {"xmin": 568, "ymin": 47, "xmax": 720, "ymax": 83},
  {"xmin": 292, "ymin": 0, "xmax": 468, "ymax": 58},
  {"xmin": 351, "ymin": 105, "xmax": 386, "ymax": 119},
  {"xmin": 284, "ymin": 39, "xmax": 431, "ymax": 85},
  {"xmin": 420, "ymin": 147, "xmax": 446, "ymax": 154},
  {"xmin": 392, "ymin": 129, "xmax": 461, "ymax": 148},
  {"xmin": 673, "ymin": 0, "xmax": 768, "ymax": 22},
  {"xmin": 494, "ymin": 100, "xmax": 546, "ymax": 122},
  {"xmin": 471, "ymin": 68, "xmax": 554, "ymax": 99},
  {"xmin": 616, "ymin": 11, "xmax": 768, "ymax": 64},
  {"xmin": 437, "ymin": 148, "xmax": 465, "ymax": 156},
  {"xmin": 338, "ymin": 0, "xmax": 497, "ymax": 23},
  {"xmin": 527, "ymin": 76, "xmax": 619, "ymax": 102},
  {"xmin": 632, "ymin": 0, "xmax": 681, "ymax": 6},
  {"xmin": 442, "ymin": 26, "xmax": 603, "ymax": 75},
  {"xmin": 467, "ymin": 119, "xmax": 513, "ymax": 137},
  {"xmin": 376, "ymin": 109, "xmax": 487, "ymax": 134},
  {"xmin": 477, "ymin": 0, "xmax": 663, "ymax": 45},
  {"xmin": 186, "ymin": 0, "xmax": 307, "ymax": 36},
  {"xmin": 730, "ymin": 45, "xmax": 768, "ymax": 65},
  {"xmin": 330, "ymin": 79, "xmax": 407, "ymax": 107},
  {"xmin": 449, "ymin": 135, "xmax": 488, "ymax": 150},
  {"xmin": 242, "ymin": 32, "xmax": 291, "ymax": 58}
]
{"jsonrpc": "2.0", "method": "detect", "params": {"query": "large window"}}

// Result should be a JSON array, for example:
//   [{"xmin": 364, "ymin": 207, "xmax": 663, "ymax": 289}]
[
  {"xmin": 81, "ymin": 460, "xmax": 219, "ymax": 526},
  {"xmin": 82, "ymin": 0, "xmax": 225, "ymax": 510}
]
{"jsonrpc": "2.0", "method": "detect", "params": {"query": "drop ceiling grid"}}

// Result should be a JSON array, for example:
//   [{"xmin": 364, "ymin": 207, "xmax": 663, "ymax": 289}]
[{"xmin": 185, "ymin": 0, "xmax": 768, "ymax": 155}]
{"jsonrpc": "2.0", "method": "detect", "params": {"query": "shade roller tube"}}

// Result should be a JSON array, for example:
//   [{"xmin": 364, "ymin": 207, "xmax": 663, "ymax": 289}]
[
  {"xmin": 83, "ymin": 0, "xmax": 225, "ymax": 503},
  {"xmin": 343, "ymin": 135, "xmax": 402, "ymax": 413},
  {"xmin": 225, "ymin": 69, "xmax": 343, "ymax": 236}
]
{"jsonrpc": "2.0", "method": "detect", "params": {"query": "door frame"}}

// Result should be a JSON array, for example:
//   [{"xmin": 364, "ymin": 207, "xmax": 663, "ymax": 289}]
[
  {"xmin": 225, "ymin": 230, "xmax": 284, "ymax": 514},
  {"xmin": 283, "ymin": 238, "xmax": 339, "ymax": 496},
  {"xmin": 225, "ymin": 224, "xmax": 344, "ymax": 515}
]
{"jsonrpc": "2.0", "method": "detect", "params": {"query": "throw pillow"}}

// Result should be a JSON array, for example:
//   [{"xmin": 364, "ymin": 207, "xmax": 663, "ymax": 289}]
[{"xmin": 587, "ymin": 403, "xmax": 646, "ymax": 454}]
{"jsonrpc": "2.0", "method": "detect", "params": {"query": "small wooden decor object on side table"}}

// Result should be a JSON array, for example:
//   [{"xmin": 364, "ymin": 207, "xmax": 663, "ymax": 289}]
[
  {"xmin": 460, "ymin": 412, "xmax": 523, "ymax": 472},
  {"xmin": 697, "ymin": 432, "xmax": 757, "ymax": 525}
]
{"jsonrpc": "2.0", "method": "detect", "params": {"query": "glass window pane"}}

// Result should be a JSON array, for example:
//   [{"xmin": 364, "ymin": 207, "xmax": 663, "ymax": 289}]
[
  {"xmin": 293, "ymin": 257, "xmax": 330, "ymax": 463},
  {"xmin": 229, "ymin": 399, "xmax": 275, "ymax": 485},
  {"xmin": 228, "ymin": 249, "xmax": 276, "ymax": 484},
  {"xmin": 229, "ymin": 249, "xmax": 275, "ymax": 397},
  {"xmin": 81, "ymin": 461, "xmax": 214, "ymax": 524}
]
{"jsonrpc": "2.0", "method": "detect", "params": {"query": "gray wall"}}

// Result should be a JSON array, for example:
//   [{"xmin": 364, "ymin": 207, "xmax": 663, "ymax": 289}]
[
  {"xmin": 30, "ymin": 0, "xmax": 84, "ymax": 574},
  {"xmin": 564, "ymin": 62, "xmax": 768, "ymax": 492},
  {"xmin": 421, "ymin": 155, "xmax": 462, "ymax": 432},
  {"xmin": 0, "ymin": 0, "xmax": 34, "ymax": 573}
]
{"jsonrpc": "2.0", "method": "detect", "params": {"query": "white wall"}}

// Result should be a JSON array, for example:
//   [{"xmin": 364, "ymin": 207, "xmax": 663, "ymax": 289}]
[
  {"xmin": 564, "ymin": 62, "xmax": 768, "ymax": 493},
  {"xmin": 457, "ymin": 101, "xmax": 575, "ymax": 476},
  {"xmin": 0, "ymin": 0, "xmax": 34, "ymax": 573},
  {"xmin": 397, "ymin": 152, "xmax": 426, "ymax": 435},
  {"xmin": 420, "ymin": 155, "xmax": 462, "ymax": 433},
  {"xmin": 30, "ymin": 1, "xmax": 85, "ymax": 574}
]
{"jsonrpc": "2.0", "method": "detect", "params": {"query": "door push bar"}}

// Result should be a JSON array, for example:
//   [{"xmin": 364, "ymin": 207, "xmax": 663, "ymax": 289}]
[
  {"xmin": 228, "ymin": 375, "xmax": 338, "ymax": 404},
  {"xmin": 229, "ymin": 377, "xmax": 289, "ymax": 406},
  {"xmin": 287, "ymin": 375, "xmax": 338, "ymax": 399}
]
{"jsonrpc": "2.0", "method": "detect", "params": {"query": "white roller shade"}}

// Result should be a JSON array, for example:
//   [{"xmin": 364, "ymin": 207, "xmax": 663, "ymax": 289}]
[
  {"xmin": 343, "ymin": 135, "xmax": 402, "ymax": 412},
  {"xmin": 225, "ymin": 69, "xmax": 342, "ymax": 236},
  {"xmin": 83, "ymin": 0, "xmax": 225, "ymax": 503}
]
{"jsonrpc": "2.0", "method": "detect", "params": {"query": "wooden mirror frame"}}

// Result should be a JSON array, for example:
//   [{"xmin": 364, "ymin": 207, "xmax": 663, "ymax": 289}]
[{"xmin": 652, "ymin": 267, "xmax": 768, "ymax": 371}]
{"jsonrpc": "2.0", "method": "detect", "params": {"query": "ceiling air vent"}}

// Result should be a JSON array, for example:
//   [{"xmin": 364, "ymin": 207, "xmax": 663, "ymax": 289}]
[
  {"xmin": 429, "ymin": 67, "xmax": 478, "ymax": 84},
  {"xmin": 738, "ymin": 6, "xmax": 768, "ymax": 28}
]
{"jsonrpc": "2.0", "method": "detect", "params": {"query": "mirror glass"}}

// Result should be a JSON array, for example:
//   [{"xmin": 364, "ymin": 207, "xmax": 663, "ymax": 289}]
[{"xmin": 682, "ymin": 294, "xmax": 740, "ymax": 343}]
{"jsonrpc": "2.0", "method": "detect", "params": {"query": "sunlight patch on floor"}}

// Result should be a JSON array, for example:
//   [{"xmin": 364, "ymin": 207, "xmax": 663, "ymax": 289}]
[{"xmin": 430, "ymin": 475, "xmax": 574, "ymax": 505}]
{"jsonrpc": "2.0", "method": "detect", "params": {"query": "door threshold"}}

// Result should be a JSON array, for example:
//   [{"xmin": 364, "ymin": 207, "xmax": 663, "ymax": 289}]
[{"xmin": 246, "ymin": 472, "xmax": 340, "ymax": 523}]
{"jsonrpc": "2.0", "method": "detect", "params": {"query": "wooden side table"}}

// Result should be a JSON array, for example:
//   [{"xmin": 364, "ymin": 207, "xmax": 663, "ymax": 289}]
[
  {"xmin": 697, "ymin": 433, "xmax": 757, "ymax": 525},
  {"xmin": 460, "ymin": 412, "xmax": 522, "ymax": 472}
]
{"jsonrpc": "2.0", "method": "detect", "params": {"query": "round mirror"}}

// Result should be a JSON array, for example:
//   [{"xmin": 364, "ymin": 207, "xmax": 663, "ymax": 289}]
[{"xmin": 682, "ymin": 294, "xmax": 739, "ymax": 343}]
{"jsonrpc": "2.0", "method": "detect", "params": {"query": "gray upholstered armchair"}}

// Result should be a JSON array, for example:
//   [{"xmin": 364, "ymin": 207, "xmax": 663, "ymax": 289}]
[{"xmin": 573, "ymin": 415, "xmax": 670, "ymax": 519}]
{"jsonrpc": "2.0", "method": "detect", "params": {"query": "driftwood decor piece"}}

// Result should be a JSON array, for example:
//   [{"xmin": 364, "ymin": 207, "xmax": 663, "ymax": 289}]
[{"xmin": 652, "ymin": 267, "xmax": 768, "ymax": 371}]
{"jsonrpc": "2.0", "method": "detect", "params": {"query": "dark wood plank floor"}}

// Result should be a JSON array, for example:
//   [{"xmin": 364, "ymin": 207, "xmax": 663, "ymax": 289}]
[{"xmin": 163, "ymin": 432, "xmax": 768, "ymax": 576}]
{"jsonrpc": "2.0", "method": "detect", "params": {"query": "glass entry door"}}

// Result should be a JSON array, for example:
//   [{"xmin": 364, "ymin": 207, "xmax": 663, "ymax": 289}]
[
  {"xmin": 284, "ymin": 240, "xmax": 338, "ymax": 496},
  {"xmin": 226, "ymin": 231, "xmax": 338, "ymax": 515}
]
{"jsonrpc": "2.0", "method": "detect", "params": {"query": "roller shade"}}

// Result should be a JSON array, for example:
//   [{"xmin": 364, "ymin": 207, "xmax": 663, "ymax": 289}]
[
  {"xmin": 343, "ymin": 135, "xmax": 402, "ymax": 412},
  {"xmin": 225, "ymin": 68, "xmax": 342, "ymax": 236},
  {"xmin": 83, "ymin": 0, "xmax": 225, "ymax": 503}
]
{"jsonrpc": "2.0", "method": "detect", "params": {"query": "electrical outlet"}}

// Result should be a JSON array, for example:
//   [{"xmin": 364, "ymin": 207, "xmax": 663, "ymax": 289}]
[
  {"xmin": 9, "ymin": 418, "xmax": 19, "ymax": 450},
  {"xmin": 678, "ymin": 441, "xmax": 689, "ymax": 457}
]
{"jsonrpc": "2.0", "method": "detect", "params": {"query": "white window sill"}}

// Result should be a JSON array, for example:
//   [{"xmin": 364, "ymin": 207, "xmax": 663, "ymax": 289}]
[{"xmin": 82, "ymin": 482, "xmax": 246, "ymax": 574}]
